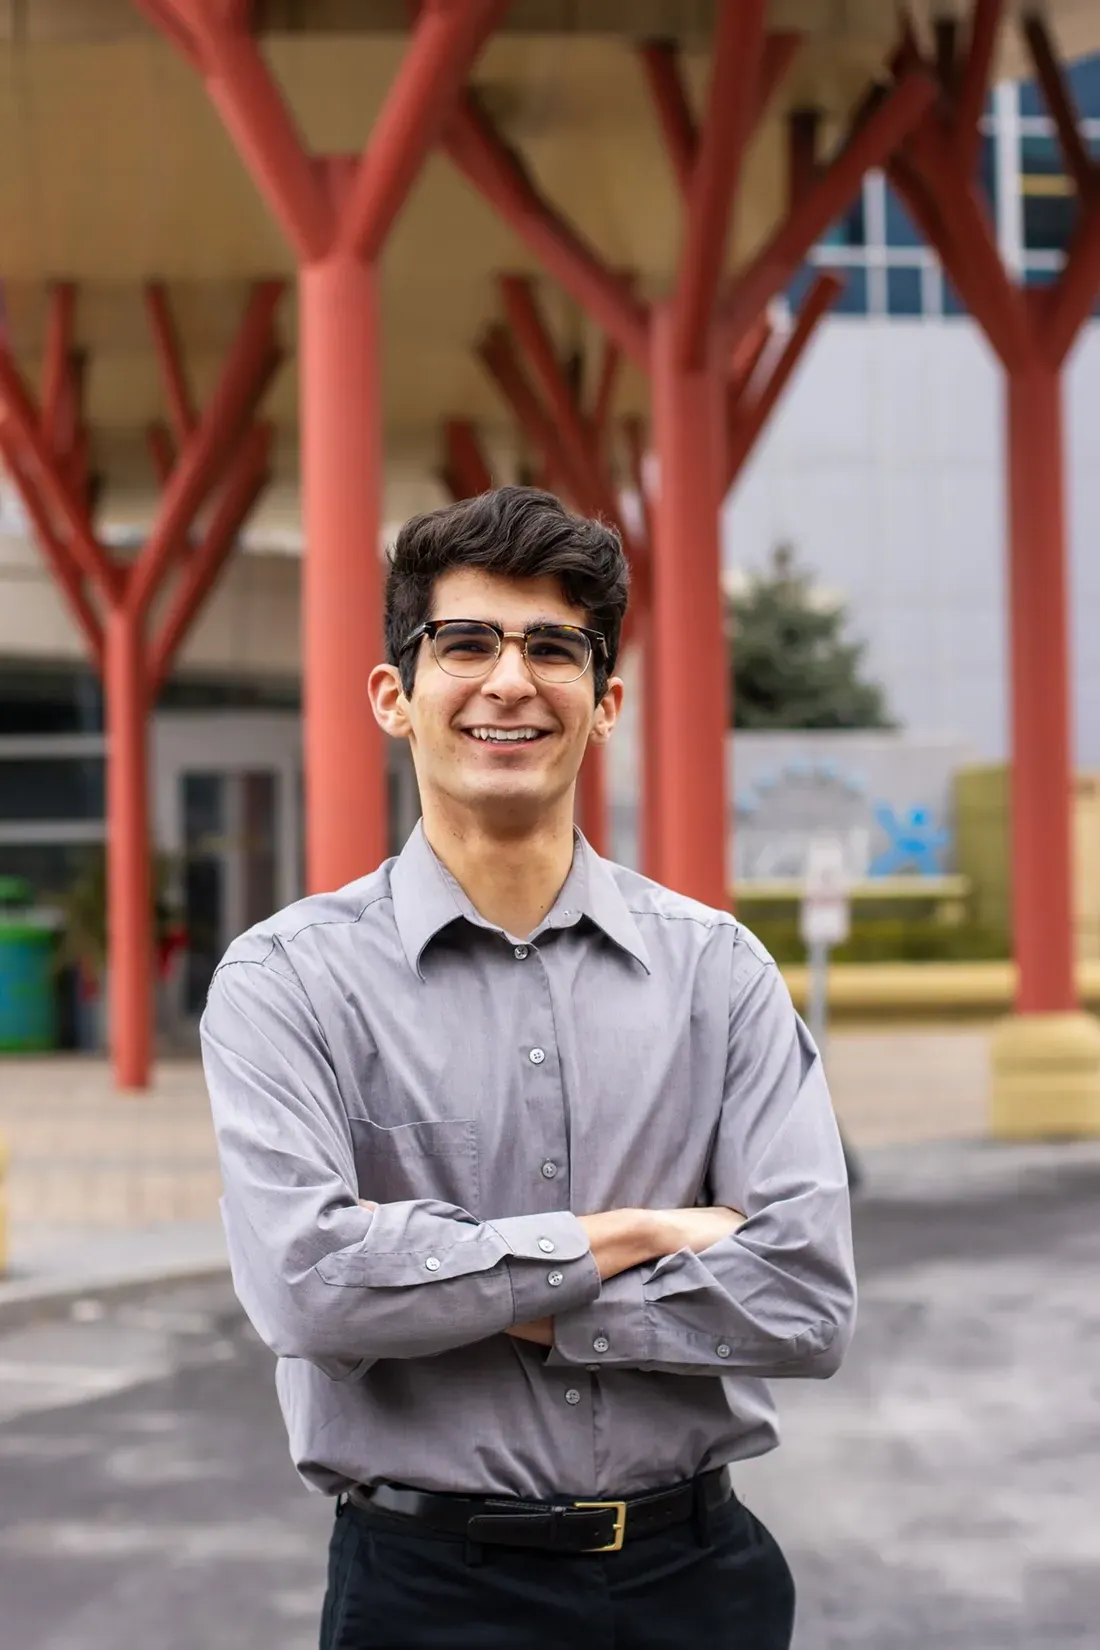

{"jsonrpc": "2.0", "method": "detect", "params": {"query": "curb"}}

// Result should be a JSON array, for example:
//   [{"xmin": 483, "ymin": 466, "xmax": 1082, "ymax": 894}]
[{"xmin": 0, "ymin": 1259, "xmax": 232, "ymax": 1333}]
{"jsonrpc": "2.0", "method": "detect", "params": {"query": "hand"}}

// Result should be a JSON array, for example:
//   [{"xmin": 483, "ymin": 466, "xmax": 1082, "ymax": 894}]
[
  {"xmin": 576, "ymin": 1208, "xmax": 666, "ymax": 1280},
  {"xmin": 358, "ymin": 1199, "xmax": 378, "ymax": 1211},
  {"xmin": 505, "ymin": 1317, "xmax": 554, "ymax": 1347},
  {"xmin": 650, "ymin": 1205, "xmax": 745, "ymax": 1256}
]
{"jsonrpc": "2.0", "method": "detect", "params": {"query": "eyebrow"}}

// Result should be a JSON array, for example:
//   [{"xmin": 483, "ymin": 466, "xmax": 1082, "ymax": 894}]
[{"xmin": 437, "ymin": 616, "xmax": 580, "ymax": 629}]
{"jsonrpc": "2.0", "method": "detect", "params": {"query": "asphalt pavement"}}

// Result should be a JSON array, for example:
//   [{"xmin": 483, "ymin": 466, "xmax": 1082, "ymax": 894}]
[{"xmin": 1, "ymin": 1143, "xmax": 1098, "ymax": 1649}]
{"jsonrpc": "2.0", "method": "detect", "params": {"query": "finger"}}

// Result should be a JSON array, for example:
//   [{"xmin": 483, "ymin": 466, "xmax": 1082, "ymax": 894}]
[{"xmin": 358, "ymin": 1198, "xmax": 378, "ymax": 1211}]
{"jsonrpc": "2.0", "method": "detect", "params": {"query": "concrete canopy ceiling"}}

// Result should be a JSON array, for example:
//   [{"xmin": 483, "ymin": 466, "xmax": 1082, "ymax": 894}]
[{"xmin": 0, "ymin": 1, "xmax": 1097, "ymax": 534}]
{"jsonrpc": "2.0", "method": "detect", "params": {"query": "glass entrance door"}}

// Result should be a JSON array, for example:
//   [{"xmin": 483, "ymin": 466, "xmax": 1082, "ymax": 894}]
[{"xmin": 181, "ymin": 769, "xmax": 280, "ymax": 1014}]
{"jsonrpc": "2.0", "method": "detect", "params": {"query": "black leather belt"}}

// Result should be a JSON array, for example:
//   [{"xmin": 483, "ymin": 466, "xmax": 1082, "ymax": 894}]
[{"xmin": 346, "ymin": 1466, "xmax": 732, "ymax": 1554}]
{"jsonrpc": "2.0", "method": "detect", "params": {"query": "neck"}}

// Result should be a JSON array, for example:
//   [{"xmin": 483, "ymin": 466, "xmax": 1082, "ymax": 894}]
[{"xmin": 420, "ymin": 796, "xmax": 577, "ymax": 938}]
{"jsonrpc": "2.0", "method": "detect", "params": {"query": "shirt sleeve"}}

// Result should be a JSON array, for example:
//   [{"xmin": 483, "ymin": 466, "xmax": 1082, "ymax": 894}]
[
  {"xmin": 201, "ymin": 952, "xmax": 600, "ymax": 1382},
  {"xmin": 547, "ymin": 943, "xmax": 856, "ymax": 1379}
]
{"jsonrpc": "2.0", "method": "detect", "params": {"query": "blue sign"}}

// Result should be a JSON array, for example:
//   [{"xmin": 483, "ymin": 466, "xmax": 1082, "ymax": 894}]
[{"xmin": 868, "ymin": 805, "xmax": 950, "ymax": 877}]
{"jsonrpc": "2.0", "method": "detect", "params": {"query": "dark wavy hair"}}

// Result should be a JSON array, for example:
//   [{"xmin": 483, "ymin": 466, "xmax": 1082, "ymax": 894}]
[{"xmin": 384, "ymin": 487, "xmax": 630, "ymax": 701}]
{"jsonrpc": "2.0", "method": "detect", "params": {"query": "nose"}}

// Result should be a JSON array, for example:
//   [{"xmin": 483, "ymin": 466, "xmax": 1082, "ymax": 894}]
[{"xmin": 482, "ymin": 637, "xmax": 538, "ymax": 703}]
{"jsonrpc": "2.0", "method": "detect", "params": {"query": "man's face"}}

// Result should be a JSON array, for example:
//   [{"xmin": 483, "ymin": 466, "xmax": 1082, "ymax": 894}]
[{"xmin": 371, "ymin": 568, "xmax": 622, "ymax": 829}]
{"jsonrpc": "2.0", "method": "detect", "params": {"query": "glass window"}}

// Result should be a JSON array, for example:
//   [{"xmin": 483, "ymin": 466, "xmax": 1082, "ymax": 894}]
[
  {"xmin": 819, "ymin": 192, "xmax": 866, "ymax": 249},
  {"xmin": 1068, "ymin": 55, "xmax": 1100, "ymax": 119},
  {"xmin": 1023, "ymin": 263, "xmax": 1060, "ymax": 286},
  {"xmin": 0, "ymin": 757, "xmax": 105, "ymax": 821},
  {"xmin": 0, "ymin": 667, "xmax": 103, "ymax": 734},
  {"xmin": 1019, "ymin": 78, "xmax": 1045, "ymax": 119},
  {"xmin": 183, "ymin": 773, "xmax": 226, "ymax": 1016},
  {"xmin": 0, "ymin": 843, "xmax": 103, "ymax": 901},
  {"xmin": 978, "ymin": 134, "xmax": 998, "ymax": 219},
  {"xmin": 1019, "ymin": 57, "xmax": 1100, "ymax": 140},
  {"xmin": 159, "ymin": 674, "xmax": 300, "ymax": 712},
  {"xmin": 1021, "ymin": 133, "xmax": 1076, "ymax": 252},
  {"xmin": 241, "ymin": 771, "xmax": 278, "ymax": 931},
  {"xmin": 828, "ymin": 266, "xmax": 868, "ymax": 314},
  {"xmin": 943, "ymin": 276, "xmax": 968, "ymax": 317},
  {"xmin": 887, "ymin": 266, "xmax": 924, "ymax": 316},
  {"xmin": 785, "ymin": 264, "xmax": 817, "ymax": 309},
  {"xmin": 885, "ymin": 184, "xmax": 922, "ymax": 247}
]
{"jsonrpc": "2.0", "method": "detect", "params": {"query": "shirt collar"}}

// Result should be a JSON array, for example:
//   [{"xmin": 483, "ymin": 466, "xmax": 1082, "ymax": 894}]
[
  {"xmin": 391, "ymin": 821, "xmax": 650, "ymax": 977},
  {"xmin": 546, "ymin": 831, "xmax": 651, "ymax": 973}
]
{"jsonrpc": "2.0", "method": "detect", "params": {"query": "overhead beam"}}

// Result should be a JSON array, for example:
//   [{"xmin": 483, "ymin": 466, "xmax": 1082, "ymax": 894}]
[{"xmin": 445, "ymin": 94, "xmax": 651, "ymax": 368}]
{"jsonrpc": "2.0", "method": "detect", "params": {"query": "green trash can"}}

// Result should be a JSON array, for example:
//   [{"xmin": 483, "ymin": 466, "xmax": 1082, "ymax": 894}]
[{"xmin": 0, "ymin": 876, "xmax": 59, "ymax": 1053}]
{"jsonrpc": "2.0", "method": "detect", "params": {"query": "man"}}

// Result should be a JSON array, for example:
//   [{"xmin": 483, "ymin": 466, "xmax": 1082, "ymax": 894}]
[{"xmin": 201, "ymin": 487, "xmax": 856, "ymax": 1650}]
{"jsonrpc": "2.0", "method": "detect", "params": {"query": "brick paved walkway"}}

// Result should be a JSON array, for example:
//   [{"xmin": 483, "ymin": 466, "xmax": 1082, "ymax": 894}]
[{"xmin": 0, "ymin": 1028, "xmax": 992, "ymax": 1230}]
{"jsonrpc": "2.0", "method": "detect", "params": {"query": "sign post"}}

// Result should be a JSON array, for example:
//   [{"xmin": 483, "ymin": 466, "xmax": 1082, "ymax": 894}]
[
  {"xmin": 799, "ymin": 837, "xmax": 861, "ymax": 1191},
  {"xmin": 799, "ymin": 836, "xmax": 850, "ymax": 1054}
]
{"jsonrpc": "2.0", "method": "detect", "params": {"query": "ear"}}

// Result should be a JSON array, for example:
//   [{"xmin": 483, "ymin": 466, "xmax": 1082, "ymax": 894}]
[
  {"xmin": 588, "ymin": 675, "xmax": 624, "ymax": 746},
  {"xmin": 369, "ymin": 663, "xmax": 412, "ymax": 740}
]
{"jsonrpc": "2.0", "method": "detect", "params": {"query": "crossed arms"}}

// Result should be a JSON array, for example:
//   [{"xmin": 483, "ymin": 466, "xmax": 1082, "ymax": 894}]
[{"xmin": 201, "ymin": 956, "xmax": 856, "ymax": 1385}]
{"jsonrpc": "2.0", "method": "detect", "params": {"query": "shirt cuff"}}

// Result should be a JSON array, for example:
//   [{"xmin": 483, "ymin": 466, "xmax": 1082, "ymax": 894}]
[
  {"xmin": 546, "ymin": 1265, "xmax": 650, "ymax": 1367},
  {"xmin": 488, "ymin": 1211, "xmax": 601, "ymax": 1324}
]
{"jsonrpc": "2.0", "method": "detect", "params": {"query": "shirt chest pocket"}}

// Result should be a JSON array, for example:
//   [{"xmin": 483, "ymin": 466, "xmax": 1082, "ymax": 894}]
[{"xmin": 349, "ymin": 1117, "xmax": 480, "ymax": 1217}]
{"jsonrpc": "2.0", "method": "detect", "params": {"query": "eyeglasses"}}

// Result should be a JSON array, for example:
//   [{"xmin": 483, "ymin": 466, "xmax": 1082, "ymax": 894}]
[{"xmin": 401, "ymin": 619, "xmax": 608, "ymax": 685}]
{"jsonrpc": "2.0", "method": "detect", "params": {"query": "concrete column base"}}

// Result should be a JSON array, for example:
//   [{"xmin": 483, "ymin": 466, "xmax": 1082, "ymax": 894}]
[{"xmin": 990, "ymin": 1011, "xmax": 1100, "ymax": 1138}]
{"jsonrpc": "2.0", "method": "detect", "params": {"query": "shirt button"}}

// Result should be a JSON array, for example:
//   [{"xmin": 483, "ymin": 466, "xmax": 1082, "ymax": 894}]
[
  {"xmin": 529, "ymin": 1048, "xmax": 546, "ymax": 1065},
  {"xmin": 537, "ymin": 1237, "xmax": 555, "ymax": 1253},
  {"xmin": 547, "ymin": 1271, "xmax": 564, "ymax": 1287},
  {"xmin": 564, "ymin": 1388, "xmax": 581, "ymax": 1406},
  {"xmin": 716, "ymin": 1342, "xmax": 731, "ymax": 1359},
  {"xmin": 514, "ymin": 945, "xmax": 529, "ymax": 960},
  {"xmin": 541, "ymin": 1161, "xmax": 558, "ymax": 1180},
  {"xmin": 592, "ymin": 1335, "xmax": 610, "ymax": 1354},
  {"xmin": 424, "ymin": 1257, "xmax": 441, "ymax": 1272}
]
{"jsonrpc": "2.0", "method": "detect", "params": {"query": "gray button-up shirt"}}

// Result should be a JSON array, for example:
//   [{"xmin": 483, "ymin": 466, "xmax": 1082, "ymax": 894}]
[{"xmin": 201, "ymin": 824, "xmax": 855, "ymax": 1499}]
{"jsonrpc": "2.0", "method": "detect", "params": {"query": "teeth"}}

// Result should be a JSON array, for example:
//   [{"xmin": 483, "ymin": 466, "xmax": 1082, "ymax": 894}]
[{"xmin": 468, "ymin": 728, "xmax": 541, "ymax": 742}]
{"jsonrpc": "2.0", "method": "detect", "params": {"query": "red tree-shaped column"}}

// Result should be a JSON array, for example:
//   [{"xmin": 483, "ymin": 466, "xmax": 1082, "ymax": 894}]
[
  {"xmin": 134, "ymin": 0, "xmax": 508, "ymax": 893},
  {"xmin": 0, "ymin": 281, "xmax": 280, "ymax": 1087},
  {"xmin": 441, "ymin": 2, "xmax": 934, "ymax": 905},
  {"xmin": 887, "ymin": 3, "xmax": 1100, "ymax": 1134}
]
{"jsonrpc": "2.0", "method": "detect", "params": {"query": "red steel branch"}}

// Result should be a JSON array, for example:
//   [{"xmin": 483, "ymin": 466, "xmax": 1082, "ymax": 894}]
[
  {"xmin": 443, "ymin": 93, "xmax": 651, "ymax": 368},
  {"xmin": 725, "ymin": 272, "xmax": 843, "ymax": 487},
  {"xmin": 145, "ymin": 282, "xmax": 197, "ymax": 449},
  {"xmin": 718, "ymin": 68, "xmax": 936, "ymax": 344},
  {"xmin": 442, "ymin": 418, "xmax": 494, "ymax": 499},
  {"xmin": 889, "ymin": 8, "xmax": 1100, "ymax": 375},
  {"xmin": 498, "ymin": 276, "xmax": 628, "ymax": 532},
  {"xmin": 671, "ymin": 0, "xmax": 768, "ymax": 368},
  {"xmin": 589, "ymin": 336, "xmax": 620, "ymax": 461},
  {"xmin": 0, "ymin": 280, "xmax": 281, "ymax": 670},
  {"xmin": 135, "ymin": 0, "xmax": 508, "ymax": 265},
  {"xmin": 478, "ymin": 301, "xmax": 647, "ymax": 581}
]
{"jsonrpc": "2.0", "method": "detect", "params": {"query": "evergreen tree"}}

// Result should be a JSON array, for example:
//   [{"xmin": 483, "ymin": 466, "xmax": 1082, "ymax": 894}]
[{"xmin": 728, "ymin": 545, "xmax": 894, "ymax": 731}]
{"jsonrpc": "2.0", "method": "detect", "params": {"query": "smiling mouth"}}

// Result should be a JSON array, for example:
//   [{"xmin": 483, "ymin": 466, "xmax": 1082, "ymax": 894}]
[{"xmin": 461, "ymin": 727, "xmax": 550, "ymax": 746}]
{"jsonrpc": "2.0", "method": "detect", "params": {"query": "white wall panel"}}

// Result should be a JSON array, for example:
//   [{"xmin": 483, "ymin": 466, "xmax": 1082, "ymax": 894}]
[{"xmin": 725, "ymin": 316, "xmax": 1098, "ymax": 765}]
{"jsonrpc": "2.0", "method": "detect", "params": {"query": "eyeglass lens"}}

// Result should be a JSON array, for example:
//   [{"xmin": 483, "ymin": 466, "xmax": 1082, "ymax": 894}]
[{"xmin": 432, "ymin": 621, "xmax": 592, "ymax": 682}]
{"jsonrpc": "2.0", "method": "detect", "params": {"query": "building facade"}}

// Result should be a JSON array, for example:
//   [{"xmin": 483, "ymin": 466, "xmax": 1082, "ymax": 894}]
[
  {"xmin": 3, "ymin": 59, "xmax": 1100, "ymax": 1041},
  {"xmin": 727, "ymin": 56, "xmax": 1100, "ymax": 763}
]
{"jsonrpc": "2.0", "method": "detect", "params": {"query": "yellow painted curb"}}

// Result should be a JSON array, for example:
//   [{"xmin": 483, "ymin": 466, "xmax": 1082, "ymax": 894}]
[
  {"xmin": 990, "ymin": 1012, "xmax": 1100, "ymax": 1137},
  {"xmin": 0, "ymin": 1133, "xmax": 7, "ymax": 1277},
  {"xmin": 780, "ymin": 960, "xmax": 1100, "ymax": 1018}
]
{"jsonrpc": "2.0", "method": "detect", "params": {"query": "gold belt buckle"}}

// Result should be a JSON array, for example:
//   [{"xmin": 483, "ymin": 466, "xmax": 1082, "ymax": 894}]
[{"xmin": 573, "ymin": 1499, "xmax": 628, "ymax": 1552}]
